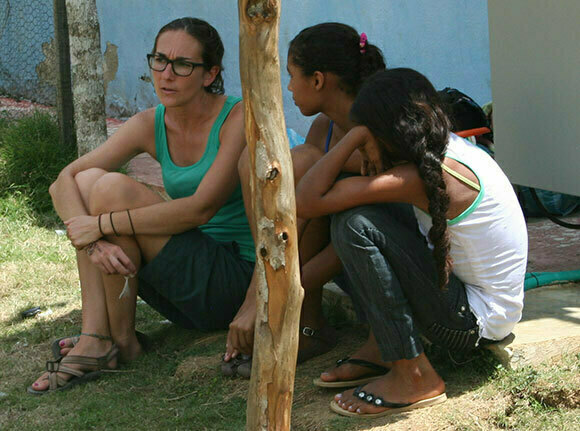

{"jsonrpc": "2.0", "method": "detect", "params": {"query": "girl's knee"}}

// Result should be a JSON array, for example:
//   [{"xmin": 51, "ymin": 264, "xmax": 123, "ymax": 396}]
[
  {"xmin": 291, "ymin": 144, "xmax": 324, "ymax": 182},
  {"xmin": 330, "ymin": 208, "xmax": 373, "ymax": 247}
]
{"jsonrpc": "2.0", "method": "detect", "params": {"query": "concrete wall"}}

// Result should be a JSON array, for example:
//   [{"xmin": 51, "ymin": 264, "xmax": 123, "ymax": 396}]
[
  {"xmin": 1, "ymin": 0, "xmax": 491, "ymax": 136},
  {"xmin": 97, "ymin": 0, "xmax": 491, "ymax": 135},
  {"xmin": 488, "ymin": 0, "xmax": 580, "ymax": 195}
]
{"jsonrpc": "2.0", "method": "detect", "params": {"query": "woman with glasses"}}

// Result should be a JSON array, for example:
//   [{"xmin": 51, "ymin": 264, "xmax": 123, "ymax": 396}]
[{"xmin": 28, "ymin": 17, "xmax": 255, "ymax": 394}]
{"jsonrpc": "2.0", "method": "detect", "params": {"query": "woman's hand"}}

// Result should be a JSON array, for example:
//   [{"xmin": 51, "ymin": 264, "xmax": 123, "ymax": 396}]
[
  {"xmin": 86, "ymin": 239, "xmax": 137, "ymax": 276},
  {"xmin": 64, "ymin": 215, "xmax": 102, "ymax": 249}
]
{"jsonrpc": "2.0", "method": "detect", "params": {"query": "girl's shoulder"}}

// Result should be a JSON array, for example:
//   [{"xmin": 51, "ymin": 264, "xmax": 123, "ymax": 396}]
[{"xmin": 304, "ymin": 114, "xmax": 333, "ymax": 151}]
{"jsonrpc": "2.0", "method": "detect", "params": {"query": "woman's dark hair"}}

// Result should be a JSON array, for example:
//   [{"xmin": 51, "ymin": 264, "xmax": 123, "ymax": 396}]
[
  {"xmin": 153, "ymin": 17, "xmax": 225, "ymax": 94},
  {"xmin": 288, "ymin": 22, "xmax": 386, "ymax": 96},
  {"xmin": 351, "ymin": 68, "xmax": 453, "ymax": 289}
]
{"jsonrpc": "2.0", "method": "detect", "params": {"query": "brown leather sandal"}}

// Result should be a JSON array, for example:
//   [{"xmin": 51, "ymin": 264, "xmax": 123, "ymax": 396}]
[
  {"xmin": 28, "ymin": 344, "xmax": 119, "ymax": 395},
  {"xmin": 51, "ymin": 331, "xmax": 151, "ymax": 360}
]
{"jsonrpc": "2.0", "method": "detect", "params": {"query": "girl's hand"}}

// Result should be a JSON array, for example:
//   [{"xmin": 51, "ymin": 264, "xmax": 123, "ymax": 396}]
[
  {"xmin": 86, "ymin": 240, "xmax": 136, "ymax": 276},
  {"xmin": 354, "ymin": 126, "xmax": 385, "ymax": 176},
  {"xmin": 64, "ymin": 215, "xmax": 101, "ymax": 249}
]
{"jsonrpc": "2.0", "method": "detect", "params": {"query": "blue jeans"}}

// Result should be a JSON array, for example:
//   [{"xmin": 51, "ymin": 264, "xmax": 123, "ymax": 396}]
[{"xmin": 331, "ymin": 203, "xmax": 480, "ymax": 362}]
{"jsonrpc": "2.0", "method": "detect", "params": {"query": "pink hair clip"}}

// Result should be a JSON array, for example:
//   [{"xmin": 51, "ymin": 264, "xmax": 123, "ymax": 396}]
[{"xmin": 359, "ymin": 32, "xmax": 368, "ymax": 54}]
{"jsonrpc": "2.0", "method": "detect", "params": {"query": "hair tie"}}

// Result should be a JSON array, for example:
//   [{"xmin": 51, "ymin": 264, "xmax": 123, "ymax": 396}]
[{"xmin": 359, "ymin": 32, "xmax": 368, "ymax": 54}]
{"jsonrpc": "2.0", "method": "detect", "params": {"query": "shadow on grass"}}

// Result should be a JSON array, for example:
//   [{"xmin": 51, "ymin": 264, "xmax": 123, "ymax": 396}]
[
  {"xmin": 0, "ymin": 302, "xmax": 251, "ymax": 431},
  {"xmin": 1, "ymin": 296, "xmax": 502, "ymax": 431}
]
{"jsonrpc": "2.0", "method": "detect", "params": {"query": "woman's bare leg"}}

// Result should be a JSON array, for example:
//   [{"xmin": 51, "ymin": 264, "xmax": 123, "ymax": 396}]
[
  {"xmin": 88, "ymin": 172, "xmax": 170, "ymax": 360},
  {"xmin": 53, "ymin": 168, "xmax": 112, "ymax": 356},
  {"xmin": 31, "ymin": 171, "xmax": 168, "ymax": 391}
]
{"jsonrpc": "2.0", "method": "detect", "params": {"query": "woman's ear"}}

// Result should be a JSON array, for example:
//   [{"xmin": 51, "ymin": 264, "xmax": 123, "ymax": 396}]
[
  {"xmin": 203, "ymin": 65, "xmax": 220, "ymax": 88},
  {"xmin": 312, "ymin": 71, "xmax": 325, "ymax": 90}
]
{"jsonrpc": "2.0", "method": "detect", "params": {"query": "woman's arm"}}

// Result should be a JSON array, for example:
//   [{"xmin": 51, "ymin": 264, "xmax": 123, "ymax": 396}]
[
  {"xmin": 65, "ymin": 103, "xmax": 248, "ymax": 248},
  {"xmin": 296, "ymin": 126, "xmax": 428, "ymax": 219},
  {"xmin": 50, "ymin": 110, "xmax": 155, "ymax": 221}
]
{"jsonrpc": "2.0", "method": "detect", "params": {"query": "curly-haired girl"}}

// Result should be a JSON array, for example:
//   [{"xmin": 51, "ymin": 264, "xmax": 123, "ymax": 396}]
[{"xmin": 297, "ymin": 68, "xmax": 527, "ymax": 417}]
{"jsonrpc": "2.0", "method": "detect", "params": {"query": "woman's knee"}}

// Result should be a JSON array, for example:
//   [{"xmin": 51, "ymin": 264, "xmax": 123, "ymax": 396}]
[
  {"xmin": 88, "ymin": 172, "xmax": 147, "ymax": 214},
  {"xmin": 73, "ymin": 168, "xmax": 108, "ymax": 206}
]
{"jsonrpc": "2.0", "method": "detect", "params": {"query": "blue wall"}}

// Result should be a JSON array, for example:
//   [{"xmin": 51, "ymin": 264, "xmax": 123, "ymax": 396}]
[
  {"xmin": 97, "ymin": 0, "xmax": 491, "ymax": 136},
  {"xmin": 1, "ymin": 1, "xmax": 491, "ymax": 137}
]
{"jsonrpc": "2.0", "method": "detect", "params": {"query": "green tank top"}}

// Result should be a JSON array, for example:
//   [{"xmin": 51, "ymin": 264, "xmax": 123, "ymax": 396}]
[{"xmin": 155, "ymin": 96, "xmax": 255, "ymax": 262}]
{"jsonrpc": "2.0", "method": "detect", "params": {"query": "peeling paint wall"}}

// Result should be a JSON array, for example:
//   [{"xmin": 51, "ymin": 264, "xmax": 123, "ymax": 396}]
[
  {"xmin": 1, "ymin": 0, "xmax": 492, "ymax": 136},
  {"xmin": 96, "ymin": 0, "xmax": 491, "ymax": 134}
]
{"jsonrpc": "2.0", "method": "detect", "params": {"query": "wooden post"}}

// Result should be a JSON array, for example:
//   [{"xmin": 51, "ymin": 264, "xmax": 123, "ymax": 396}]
[
  {"xmin": 65, "ymin": 0, "xmax": 107, "ymax": 156},
  {"xmin": 52, "ymin": 0, "xmax": 76, "ymax": 148},
  {"xmin": 238, "ymin": 1, "xmax": 304, "ymax": 430}
]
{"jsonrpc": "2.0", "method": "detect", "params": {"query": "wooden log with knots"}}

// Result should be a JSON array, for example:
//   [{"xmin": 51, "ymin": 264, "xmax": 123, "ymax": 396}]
[{"xmin": 238, "ymin": 1, "xmax": 304, "ymax": 430}]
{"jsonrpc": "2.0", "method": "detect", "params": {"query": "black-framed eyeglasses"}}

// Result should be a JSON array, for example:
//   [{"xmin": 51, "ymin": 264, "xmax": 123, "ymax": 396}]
[{"xmin": 147, "ymin": 53, "xmax": 205, "ymax": 77}]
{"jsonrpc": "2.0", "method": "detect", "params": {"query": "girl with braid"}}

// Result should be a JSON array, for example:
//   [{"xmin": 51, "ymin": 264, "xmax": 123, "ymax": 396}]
[{"xmin": 296, "ymin": 68, "xmax": 527, "ymax": 418}]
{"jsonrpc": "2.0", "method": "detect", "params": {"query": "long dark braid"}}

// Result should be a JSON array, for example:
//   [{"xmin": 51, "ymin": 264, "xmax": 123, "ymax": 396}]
[{"xmin": 351, "ymin": 68, "xmax": 453, "ymax": 289}]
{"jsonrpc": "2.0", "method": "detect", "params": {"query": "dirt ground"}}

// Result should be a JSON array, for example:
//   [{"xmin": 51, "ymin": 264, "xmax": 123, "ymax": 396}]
[{"xmin": 172, "ymin": 326, "xmax": 579, "ymax": 431}]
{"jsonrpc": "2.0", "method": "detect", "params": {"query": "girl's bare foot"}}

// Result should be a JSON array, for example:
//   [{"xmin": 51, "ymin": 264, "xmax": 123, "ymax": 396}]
[
  {"xmin": 320, "ymin": 331, "xmax": 391, "ymax": 383},
  {"xmin": 333, "ymin": 353, "xmax": 445, "ymax": 415}
]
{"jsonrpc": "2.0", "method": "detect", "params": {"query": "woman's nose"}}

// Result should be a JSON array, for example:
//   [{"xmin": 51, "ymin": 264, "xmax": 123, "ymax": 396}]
[{"xmin": 161, "ymin": 63, "xmax": 175, "ymax": 79}]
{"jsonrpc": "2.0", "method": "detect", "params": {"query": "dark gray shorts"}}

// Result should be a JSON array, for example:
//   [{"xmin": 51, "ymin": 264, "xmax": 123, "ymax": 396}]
[{"xmin": 138, "ymin": 228, "xmax": 254, "ymax": 331}]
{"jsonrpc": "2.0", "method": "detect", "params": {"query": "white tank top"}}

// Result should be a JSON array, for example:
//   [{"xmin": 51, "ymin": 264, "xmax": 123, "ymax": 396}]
[{"xmin": 413, "ymin": 134, "xmax": 527, "ymax": 340}]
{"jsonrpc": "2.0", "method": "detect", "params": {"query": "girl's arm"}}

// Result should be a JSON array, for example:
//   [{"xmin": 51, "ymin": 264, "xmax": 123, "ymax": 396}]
[
  {"xmin": 66, "ymin": 103, "xmax": 247, "ymax": 248},
  {"xmin": 296, "ymin": 126, "xmax": 428, "ymax": 219}
]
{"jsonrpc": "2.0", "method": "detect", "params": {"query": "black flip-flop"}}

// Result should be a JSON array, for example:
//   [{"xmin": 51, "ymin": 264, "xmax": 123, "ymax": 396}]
[
  {"xmin": 330, "ymin": 385, "xmax": 447, "ymax": 417},
  {"xmin": 313, "ymin": 357, "xmax": 390, "ymax": 388}
]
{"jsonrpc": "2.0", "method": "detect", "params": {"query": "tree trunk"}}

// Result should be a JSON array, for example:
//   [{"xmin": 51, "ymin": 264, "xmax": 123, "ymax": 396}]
[
  {"xmin": 238, "ymin": 1, "xmax": 304, "ymax": 430},
  {"xmin": 65, "ymin": 0, "xmax": 107, "ymax": 156}
]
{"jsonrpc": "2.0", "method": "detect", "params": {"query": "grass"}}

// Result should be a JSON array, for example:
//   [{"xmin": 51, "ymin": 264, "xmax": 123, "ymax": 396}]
[
  {"xmin": 0, "ymin": 111, "xmax": 76, "ymax": 225},
  {"xmin": 0, "ymin": 113, "xmax": 579, "ymax": 430}
]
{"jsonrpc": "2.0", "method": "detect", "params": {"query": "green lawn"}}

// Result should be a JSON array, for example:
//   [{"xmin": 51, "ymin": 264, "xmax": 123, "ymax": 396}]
[{"xmin": 1, "ymin": 113, "xmax": 578, "ymax": 430}]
